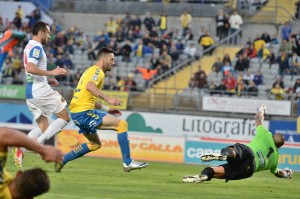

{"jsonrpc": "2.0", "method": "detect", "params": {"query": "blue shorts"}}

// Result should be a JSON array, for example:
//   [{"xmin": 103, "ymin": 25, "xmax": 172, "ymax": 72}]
[{"xmin": 71, "ymin": 109, "xmax": 107, "ymax": 134}]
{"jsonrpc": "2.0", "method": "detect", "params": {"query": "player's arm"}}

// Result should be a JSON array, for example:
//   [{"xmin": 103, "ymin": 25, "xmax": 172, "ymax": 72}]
[
  {"xmin": 95, "ymin": 101, "xmax": 122, "ymax": 116},
  {"xmin": 26, "ymin": 62, "xmax": 66, "ymax": 76},
  {"xmin": 255, "ymin": 104, "xmax": 266, "ymax": 127},
  {"xmin": 86, "ymin": 81, "xmax": 121, "ymax": 106},
  {"xmin": 0, "ymin": 127, "xmax": 63, "ymax": 163}
]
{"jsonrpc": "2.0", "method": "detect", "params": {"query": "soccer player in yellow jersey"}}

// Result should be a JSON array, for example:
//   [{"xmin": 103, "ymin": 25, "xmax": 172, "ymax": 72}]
[
  {"xmin": 0, "ymin": 127, "xmax": 63, "ymax": 199},
  {"xmin": 55, "ymin": 47, "xmax": 148, "ymax": 172}
]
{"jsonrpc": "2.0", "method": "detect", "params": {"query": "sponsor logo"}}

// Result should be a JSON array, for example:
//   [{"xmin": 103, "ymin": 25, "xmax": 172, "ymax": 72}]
[{"xmin": 32, "ymin": 48, "xmax": 40, "ymax": 58}]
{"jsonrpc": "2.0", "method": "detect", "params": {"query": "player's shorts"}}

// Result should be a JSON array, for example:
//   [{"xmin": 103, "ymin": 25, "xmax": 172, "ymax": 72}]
[
  {"xmin": 220, "ymin": 143, "xmax": 255, "ymax": 181},
  {"xmin": 26, "ymin": 90, "xmax": 67, "ymax": 120},
  {"xmin": 70, "ymin": 109, "xmax": 107, "ymax": 134}
]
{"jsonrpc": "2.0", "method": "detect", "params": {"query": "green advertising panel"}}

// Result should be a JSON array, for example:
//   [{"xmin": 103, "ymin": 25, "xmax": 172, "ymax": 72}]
[{"xmin": 0, "ymin": 85, "xmax": 25, "ymax": 99}]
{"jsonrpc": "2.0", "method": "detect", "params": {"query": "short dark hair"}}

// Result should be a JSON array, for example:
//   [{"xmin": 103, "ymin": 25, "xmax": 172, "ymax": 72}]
[
  {"xmin": 273, "ymin": 133, "xmax": 285, "ymax": 148},
  {"xmin": 96, "ymin": 47, "xmax": 114, "ymax": 60},
  {"xmin": 32, "ymin": 21, "xmax": 49, "ymax": 36},
  {"xmin": 16, "ymin": 168, "xmax": 50, "ymax": 198}
]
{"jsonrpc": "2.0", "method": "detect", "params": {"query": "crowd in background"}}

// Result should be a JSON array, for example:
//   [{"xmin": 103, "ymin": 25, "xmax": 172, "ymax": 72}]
[{"xmin": 1, "ymin": 3, "xmax": 299, "ymax": 100}]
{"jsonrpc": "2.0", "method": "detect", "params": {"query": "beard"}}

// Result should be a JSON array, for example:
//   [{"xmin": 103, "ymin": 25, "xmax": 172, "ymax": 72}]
[{"xmin": 41, "ymin": 38, "xmax": 48, "ymax": 45}]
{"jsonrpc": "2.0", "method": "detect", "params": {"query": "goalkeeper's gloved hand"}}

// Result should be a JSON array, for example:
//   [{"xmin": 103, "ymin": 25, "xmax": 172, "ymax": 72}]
[{"xmin": 282, "ymin": 168, "xmax": 293, "ymax": 179}]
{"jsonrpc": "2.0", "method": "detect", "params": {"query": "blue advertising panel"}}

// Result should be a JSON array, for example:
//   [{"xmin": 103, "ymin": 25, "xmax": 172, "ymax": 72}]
[
  {"xmin": 0, "ymin": 103, "xmax": 33, "ymax": 124},
  {"xmin": 269, "ymin": 120, "xmax": 300, "ymax": 143},
  {"xmin": 185, "ymin": 140, "xmax": 300, "ymax": 171}
]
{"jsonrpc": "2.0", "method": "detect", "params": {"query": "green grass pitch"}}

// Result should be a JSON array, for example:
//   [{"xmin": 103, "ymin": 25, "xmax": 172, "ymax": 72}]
[{"xmin": 6, "ymin": 152, "xmax": 300, "ymax": 199}]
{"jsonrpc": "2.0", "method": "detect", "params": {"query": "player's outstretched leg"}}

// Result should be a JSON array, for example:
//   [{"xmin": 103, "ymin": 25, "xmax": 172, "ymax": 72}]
[
  {"xmin": 55, "ymin": 142, "xmax": 101, "ymax": 172},
  {"xmin": 183, "ymin": 167, "xmax": 214, "ymax": 183},
  {"xmin": 200, "ymin": 153, "xmax": 227, "ymax": 162},
  {"xmin": 182, "ymin": 175, "xmax": 208, "ymax": 183},
  {"xmin": 116, "ymin": 120, "xmax": 148, "ymax": 172}
]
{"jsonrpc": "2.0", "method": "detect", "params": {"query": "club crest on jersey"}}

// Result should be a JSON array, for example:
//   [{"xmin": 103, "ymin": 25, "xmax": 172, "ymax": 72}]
[
  {"xmin": 32, "ymin": 48, "xmax": 40, "ymax": 58},
  {"xmin": 92, "ymin": 75, "xmax": 98, "ymax": 81}
]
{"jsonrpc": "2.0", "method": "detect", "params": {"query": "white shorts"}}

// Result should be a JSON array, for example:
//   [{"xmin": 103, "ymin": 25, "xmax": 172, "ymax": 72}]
[{"xmin": 26, "ymin": 90, "xmax": 67, "ymax": 120}]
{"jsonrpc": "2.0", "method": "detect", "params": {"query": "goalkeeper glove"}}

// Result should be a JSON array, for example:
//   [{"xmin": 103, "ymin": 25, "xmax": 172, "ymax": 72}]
[{"xmin": 280, "ymin": 168, "xmax": 293, "ymax": 179}]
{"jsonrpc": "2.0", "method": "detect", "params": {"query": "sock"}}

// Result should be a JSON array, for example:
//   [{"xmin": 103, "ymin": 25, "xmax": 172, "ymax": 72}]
[
  {"xmin": 28, "ymin": 127, "xmax": 43, "ymax": 139},
  {"xmin": 201, "ymin": 167, "xmax": 214, "ymax": 181},
  {"xmin": 21, "ymin": 127, "xmax": 43, "ymax": 153},
  {"xmin": 37, "ymin": 118, "xmax": 68, "ymax": 144},
  {"xmin": 117, "ymin": 132, "xmax": 132, "ymax": 165},
  {"xmin": 63, "ymin": 143, "xmax": 91, "ymax": 165}
]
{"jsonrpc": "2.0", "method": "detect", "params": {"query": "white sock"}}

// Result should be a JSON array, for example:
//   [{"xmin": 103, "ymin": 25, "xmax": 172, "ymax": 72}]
[
  {"xmin": 28, "ymin": 127, "xmax": 43, "ymax": 139},
  {"xmin": 37, "ymin": 118, "xmax": 68, "ymax": 144},
  {"xmin": 20, "ymin": 127, "xmax": 43, "ymax": 153}
]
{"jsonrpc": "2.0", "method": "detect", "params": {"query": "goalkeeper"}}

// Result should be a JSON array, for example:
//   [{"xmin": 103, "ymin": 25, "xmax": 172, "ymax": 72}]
[{"xmin": 183, "ymin": 105, "xmax": 293, "ymax": 183}]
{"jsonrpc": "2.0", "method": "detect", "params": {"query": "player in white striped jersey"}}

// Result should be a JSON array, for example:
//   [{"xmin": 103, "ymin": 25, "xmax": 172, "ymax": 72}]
[{"xmin": 13, "ymin": 21, "xmax": 70, "ymax": 169}]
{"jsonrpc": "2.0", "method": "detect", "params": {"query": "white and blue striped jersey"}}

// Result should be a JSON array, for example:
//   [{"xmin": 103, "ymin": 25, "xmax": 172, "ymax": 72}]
[{"xmin": 23, "ymin": 40, "xmax": 52, "ymax": 99}]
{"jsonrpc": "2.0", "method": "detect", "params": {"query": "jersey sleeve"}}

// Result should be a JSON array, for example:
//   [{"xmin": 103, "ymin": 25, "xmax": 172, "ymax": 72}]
[
  {"xmin": 28, "ymin": 46, "xmax": 43, "ymax": 65},
  {"xmin": 88, "ymin": 68, "xmax": 102, "ymax": 86}
]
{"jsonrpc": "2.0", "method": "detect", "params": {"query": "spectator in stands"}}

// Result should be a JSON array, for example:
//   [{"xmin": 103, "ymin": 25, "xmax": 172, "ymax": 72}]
[
  {"xmin": 1, "ymin": 59, "xmax": 15, "ymax": 84},
  {"xmin": 180, "ymin": 10, "xmax": 192, "ymax": 36},
  {"xmin": 143, "ymin": 12, "xmax": 156, "ymax": 32},
  {"xmin": 183, "ymin": 28, "xmax": 194, "ymax": 42},
  {"xmin": 47, "ymin": 56, "xmax": 56, "ymax": 71},
  {"xmin": 115, "ymin": 26, "xmax": 126, "ymax": 43},
  {"xmin": 277, "ymin": 51, "xmax": 290, "ymax": 77},
  {"xmin": 188, "ymin": 77, "xmax": 198, "ymax": 89},
  {"xmin": 245, "ymin": 44, "xmax": 257, "ymax": 59},
  {"xmin": 116, "ymin": 76, "xmax": 126, "ymax": 91},
  {"xmin": 222, "ymin": 53, "xmax": 231, "ymax": 66},
  {"xmin": 253, "ymin": 70, "xmax": 263, "ymax": 86},
  {"xmin": 194, "ymin": 65, "xmax": 206, "ymax": 81},
  {"xmin": 183, "ymin": 43, "xmax": 197, "ymax": 58},
  {"xmin": 216, "ymin": 9, "xmax": 227, "ymax": 41},
  {"xmin": 64, "ymin": 39, "xmax": 75, "ymax": 55},
  {"xmin": 208, "ymin": 79, "xmax": 217, "ymax": 95},
  {"xmin": 133, "ymin": 39, "xmax": 152, "ymax": 59},
  {"xmin": 0, "ymin": 17, "xmax": 5, "ymax": 33},
  {"xmin": 289, "ymin": 52, "xmax": 300, "ymax": 75},
  {"xmin": 247, "ymin": 80, "xmax": 259, "ymax": 97},
  {"xmin": 229, "ymin": 11, "xmax": 243, "ymax": 44},
  {"xmin": 150, "ymin": 54, "xmax": 160, "ymax": 69},
  {"xmin": 261, "ymin": 31, "xmax": 271, "ymax": 45},
  {"xmin": 279, "ymin": 39, "xmax": 293, "ymax": 55},
  {"xmin": 121, "ymin": 40, "xmax": 132, "ymax": 62},
  {"xmin": 160, "ymin": 50, "xmax": 172, "ymax": 72},
  {"xmin": 13, "ymin": 12, "xmax": 22, "ymax": 30},
  {"xmin": 222, "ymin": 61, "xmax": 234, "ymax": 77},
  {"xmin": 293, "ymin": 78, "xmax": 300, "ymax": 98},
  {"xmin": 270, "ymin": 83, "xmax": 285, "ymax": 100},
  {"xmin": 253, "ymin": 34, "xmax": 266, "ymax": 53},
  {"xmin": 236, "ymin": 80, "xmax": 247, "ymax": 97},
  {"xmin": 16, "ymin": 5, "xmax": 23, "ymax": 19},
  {"xmin": 243, "ymin": 69, "xmax": 254, "ymax": 86},
  {"xmin": 123, "ymin": 12, "xmax": 132, "ymax": 32},
  {"xmin": 132, "ymin": 14, "xmax": 142, "ymax": 31},
  {"xmin": 169, "ymin": 42, "xmax": 180, "ymax": 64},
  {"xmin": 224, "ymin": 71, "xmax": 237, "ymax": 95},
  {"xmin": 281, "ymin": 21, "xmax": 292, "ymax": 41},
  {"xmin": 199, "ymin": 31, "xmax": 215, "ymax": 55},
  {"xmin": 272, "ymin": 76, "xmax": 285, "ymax": 89},
  {"xmin": 157, "ymin": 12, "xmax": 168, "ymax": 36},
  {"xmin": 125, "ymin": 73, "xmax": 137, "ymax": 92},
  {"xmin": 212, "ymin": 57, "xmax": 223, "ymax": 76},
  {"xmin": 33, "ymin": 8, "xmax": 41, "ymax": 22},
  {"xmin": 196, "ymin": 72, "xmax": 207, "ymax": 89},
  {"xmin": 105, "ymin": 17, "xmax": 118, "ymax": 37},
  {"xmin": 83, "ymin": 35, "xmax": 96, "ymax": 61},
  {"xmin": 257, "ymin": 43, "xmax": 270, "ymax": 67},
  {"xmin": 215, "ymin": 79, "xmax": 228, "ymax": 95},
  {"xmin": 133, "ymin": 25, "xmax": 142, "ymax": 40},
  {"xmin": 137, "ymin": 66, "xmax": 157, "ymax": 87},
  {"xmin": 234, "ymin": 54, "xmax": 248, "ymax": 72},
  {"xmin": 63, "ymin": 54, "xmax": 74, "ymax": 70}
]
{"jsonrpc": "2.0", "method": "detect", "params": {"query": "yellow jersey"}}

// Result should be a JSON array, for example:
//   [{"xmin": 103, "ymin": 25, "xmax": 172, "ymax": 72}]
[
  {"xmin": 69, "ymin": 65, "xmax": 105, "ymax": 113},
  {"xmin": 0, "ymin": 152, "xmax": 13, "ymax": 199}
]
